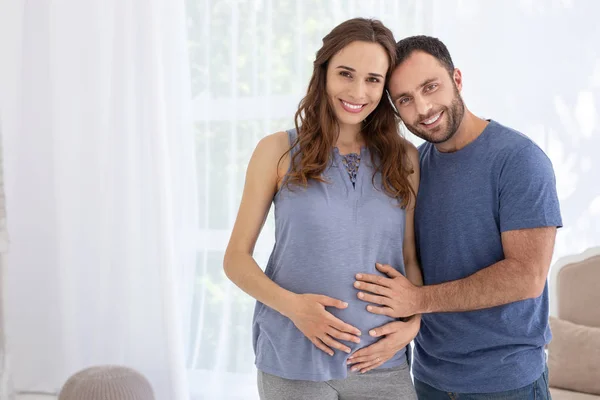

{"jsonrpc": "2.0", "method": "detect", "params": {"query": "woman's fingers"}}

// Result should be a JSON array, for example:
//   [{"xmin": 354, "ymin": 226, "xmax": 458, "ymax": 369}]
[
  {"xmin": 321, "ymin": 334, "xmax": 351, "ymax": 354},
  {"xmin": 310, "ymin": 337, "xmax": 334, "ymax": 356},
  {"xmin": 327, "ymin": 327, "xmax": 361, "ymax": 344}
]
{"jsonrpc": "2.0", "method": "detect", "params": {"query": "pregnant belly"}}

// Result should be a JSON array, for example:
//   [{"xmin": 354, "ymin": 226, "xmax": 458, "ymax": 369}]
[
  {"xmin": 330, "ymin": 302, "xmax": 396, "ymax": 341},
  {"xmin": 273, "ymin": 266, "xmax": 396, "ymax": 342}
]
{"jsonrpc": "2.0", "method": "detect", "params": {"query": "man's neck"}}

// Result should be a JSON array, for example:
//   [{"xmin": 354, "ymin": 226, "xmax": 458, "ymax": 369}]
[{"xmin": 434, "ymin": 111, "xmax": 489, "ymax": 153}]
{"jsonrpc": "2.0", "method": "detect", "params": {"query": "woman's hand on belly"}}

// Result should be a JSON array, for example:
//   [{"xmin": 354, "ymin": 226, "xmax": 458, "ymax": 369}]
[
  {"xmin": 346, "ymin": 316, "xmax": 420, "ymax": 373},
  {"xmin": 282, "ymin": 293, "xmax": 363, "ymax": 356}
]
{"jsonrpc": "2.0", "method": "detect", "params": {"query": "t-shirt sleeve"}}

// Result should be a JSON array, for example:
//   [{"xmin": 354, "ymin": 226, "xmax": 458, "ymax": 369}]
[{"xmin": 498, "ymin": 143, "xmax": 563, "ymax": 232}]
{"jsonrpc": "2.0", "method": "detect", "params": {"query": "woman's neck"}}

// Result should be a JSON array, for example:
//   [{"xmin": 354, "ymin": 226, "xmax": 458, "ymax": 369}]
[{"xmin": 335, "ymin": 123, "xmax": 364, "ymax": 154}]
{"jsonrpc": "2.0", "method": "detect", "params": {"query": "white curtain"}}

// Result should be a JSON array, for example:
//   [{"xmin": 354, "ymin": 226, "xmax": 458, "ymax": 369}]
[
  {"xmin": 0, "ymin": 118, "xmax": 14, "ymax": 400},
  {"xmin": 1, "ymin": 0, "xmax": 196, "ymax": 399},
  {"xmin": 0, "ymin": 1, "xmax": 19, "ymax": 397}
]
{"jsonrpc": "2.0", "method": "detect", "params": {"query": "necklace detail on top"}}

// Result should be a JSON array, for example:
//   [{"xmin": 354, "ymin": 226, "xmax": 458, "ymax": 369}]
[{"xmin": 340, "ymin": 153, "xmax": 361, "ymax": 187}]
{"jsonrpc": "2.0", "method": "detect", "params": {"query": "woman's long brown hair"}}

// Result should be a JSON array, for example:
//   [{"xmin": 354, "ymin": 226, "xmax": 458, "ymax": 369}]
[{"xmin": 282, "ymin": 18, "xmax": 414, "ymax": 207}]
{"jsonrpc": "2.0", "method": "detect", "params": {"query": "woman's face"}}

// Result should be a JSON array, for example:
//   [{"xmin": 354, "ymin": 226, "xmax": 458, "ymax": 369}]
[{"xmin": 326, "ymin": 41, "xmax": 389, "ymax": 129}]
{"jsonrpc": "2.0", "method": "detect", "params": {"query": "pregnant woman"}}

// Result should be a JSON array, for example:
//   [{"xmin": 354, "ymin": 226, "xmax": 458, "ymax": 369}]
[{"xmin": 224, "ymin": 18, "xmax": 422, "ymax": 400}]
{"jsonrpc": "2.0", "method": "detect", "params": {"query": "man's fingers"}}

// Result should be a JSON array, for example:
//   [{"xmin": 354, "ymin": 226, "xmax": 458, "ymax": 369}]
[
  {"xmin": 375, "ymin": 263, "xmax": 402, "ymax": 278},
  {"xmin": 350, "ymin": 357, "xmax": 383, "ymax": 373},
  {"xmin": 318, "ymin": 295, "xmax": 348, "ymax": 309},
  {"xmin": 354, "ymin": 273, "xmax": 392, "ymax": 288},
  {"xmin": 321, "ymin": 334, "xmax": 351, "ymax": 354},
  {"xmin": 365, "ymin": 304, "xmax": 396, "ymax": 317},
  {"xmin": 354, "ymin": 281, "xmax": 392, "ymax": 297},
  {"xmin": 348, "ymin": 341, "xmax": 385, "ymax": 361},
  {"xmin": 369, "ymin": 320, "xmax": 402, "ymax": 337},
  {"xmin": 357, "ymin": 291, "xmax": 390, "ymax": 306},
  {"xmin": 327, "ymin": 327, "xmax": 361, "ymax": 344},
  {"xmin": 347, "ymin": 352, "xmax": 381, "ymax": 365},
  {"xmin": 329, "ymin": 315, "xmax": 362, "ymax": 336},
  {"xmin": 311, "ymin": 338, "xmax": 333, "ymax": 356},
  {"xmin": 359, "ymin": 359, "xmax": 385, "ymax": 373}
]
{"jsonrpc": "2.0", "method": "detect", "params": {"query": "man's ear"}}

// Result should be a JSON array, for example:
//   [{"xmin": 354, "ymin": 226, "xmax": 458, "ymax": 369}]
[{"xmin": 453, "ymin": 68, "xmax": 463, "ymax": 92}]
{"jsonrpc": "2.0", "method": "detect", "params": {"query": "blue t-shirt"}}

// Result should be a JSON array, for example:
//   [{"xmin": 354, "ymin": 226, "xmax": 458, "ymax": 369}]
[{"xmin": 413, "ymin": 120, "xmax": 562, "ymax": 393}]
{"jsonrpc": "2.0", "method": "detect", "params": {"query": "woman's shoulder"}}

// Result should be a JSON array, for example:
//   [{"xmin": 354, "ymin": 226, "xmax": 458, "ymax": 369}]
[
  {"xmin": 400, "ymin": 136, "xmax": 418, "ymax": 155},
  {"xmin": 255, "ymin": 131, "xmax": 291, "ymax": 159},
  {"xmin": 399, "ymin": 137, "xmax": 419, "ymax": 171},
  {"xmin": 252, "ymin": 131, "xmax": 293, "ymax": 182}
]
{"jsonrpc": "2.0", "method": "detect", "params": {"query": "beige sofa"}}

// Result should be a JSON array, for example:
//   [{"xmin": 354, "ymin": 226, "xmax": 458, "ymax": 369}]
[{"xmin": 548, "ymin": 247, "xmax": 600, "ymax": 400}]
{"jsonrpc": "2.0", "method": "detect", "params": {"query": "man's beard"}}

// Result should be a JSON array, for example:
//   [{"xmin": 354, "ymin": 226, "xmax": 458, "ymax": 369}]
[{"xmin": 404, "ymin": 89, "xmax": 465, "ymax": 144}]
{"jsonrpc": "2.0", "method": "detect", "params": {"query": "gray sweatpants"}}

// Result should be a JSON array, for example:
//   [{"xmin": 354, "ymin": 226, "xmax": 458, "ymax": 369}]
[{"xmin": 257, "ymin": 362, "xmax": 417, "ymax": 400}]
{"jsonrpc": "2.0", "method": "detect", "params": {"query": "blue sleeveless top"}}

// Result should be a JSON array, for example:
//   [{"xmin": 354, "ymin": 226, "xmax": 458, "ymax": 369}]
[{"xmin": 252, "ymin": 129, "xmax": 408, "ymax": 381}]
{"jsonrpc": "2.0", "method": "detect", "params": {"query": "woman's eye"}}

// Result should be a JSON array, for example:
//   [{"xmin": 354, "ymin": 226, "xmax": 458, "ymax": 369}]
[{"xmin": 340, "ymin": 71, "xmax": 352, "ymax": 78}]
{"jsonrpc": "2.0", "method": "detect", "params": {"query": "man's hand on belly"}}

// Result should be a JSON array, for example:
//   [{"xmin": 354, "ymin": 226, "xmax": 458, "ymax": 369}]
[
  {"xmin": 354, "ymin": 263, "xmax": 423, "ymax": 318},
  {"xmin": 346, "ymin": 317, "xmax": 420, "ymax": 373}
]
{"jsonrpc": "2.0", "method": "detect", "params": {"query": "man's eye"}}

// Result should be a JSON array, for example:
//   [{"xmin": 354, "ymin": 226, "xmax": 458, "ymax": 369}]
[{"xmin": 425, "ymin": 84, "xmax": 438, "ymax": 92}]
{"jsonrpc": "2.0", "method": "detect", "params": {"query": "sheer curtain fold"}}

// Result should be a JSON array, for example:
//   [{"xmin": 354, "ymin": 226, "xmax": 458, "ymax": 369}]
[
  {"xmin": 2, "ymin": 0, "xmax": 196, "ymax": 399},
  {"xmin": 0, "ymin": 118, "xmax": 14, "ymax": 400}
]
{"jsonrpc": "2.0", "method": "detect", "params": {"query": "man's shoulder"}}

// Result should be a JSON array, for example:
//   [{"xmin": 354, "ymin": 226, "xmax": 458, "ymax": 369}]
[
  {"xmin": 417, "ymin": 141, "xmax": 432, "ymax": 164},
  {"xmin": 417, "ymin": 119, "xmax": 550, "ymax": 164},
  {"xmin": 486, "ymin": 120, "xmax": 555, "ymax": 180},
  {"xmin": 485, "ymin": 120, "xmax": 542, "ymax": 156}
]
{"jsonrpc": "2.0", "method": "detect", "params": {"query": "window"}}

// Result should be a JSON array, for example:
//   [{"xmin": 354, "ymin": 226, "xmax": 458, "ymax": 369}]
[{"xmin": 186, "ymin": 1, "xmax": 424, "ymax": 398}]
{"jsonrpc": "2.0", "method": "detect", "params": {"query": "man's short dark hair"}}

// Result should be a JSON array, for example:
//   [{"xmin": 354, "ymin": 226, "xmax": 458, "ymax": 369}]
[{"xmin": 396, "ymin": 35, "xmax": 455, "ymax": 75}]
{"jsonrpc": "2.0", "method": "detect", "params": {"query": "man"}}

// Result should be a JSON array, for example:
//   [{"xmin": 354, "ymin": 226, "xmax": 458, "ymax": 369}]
[{"xmin": 351, "ymin": 36, "xmax": 562, "ymax": 398}]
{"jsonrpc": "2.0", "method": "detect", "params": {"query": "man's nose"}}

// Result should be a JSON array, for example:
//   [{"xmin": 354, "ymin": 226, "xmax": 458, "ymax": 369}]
[{"xmin": 414, "ymin": 95, "xmax": 432, "ymax": 118}]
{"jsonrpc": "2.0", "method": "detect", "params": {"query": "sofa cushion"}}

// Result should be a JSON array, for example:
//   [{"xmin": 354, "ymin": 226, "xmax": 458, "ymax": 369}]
[
  {"xmin": 551, "ymin": 388, "xmax": 600, "ymax": 400},
  {"xmin": 549, "ymin": 317, "xmax": 600, "ymax": 395},
  {"xmin": 558, "ymin": 254, "xmax": 600, "ymax": 328}
]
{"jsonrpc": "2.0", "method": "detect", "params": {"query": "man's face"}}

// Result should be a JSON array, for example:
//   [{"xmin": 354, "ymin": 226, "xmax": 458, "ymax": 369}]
[{"xmin": 388, "ymin": 50, "xmax": 465, "ymax": 144}]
